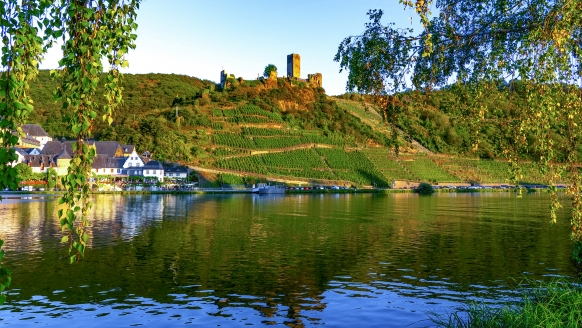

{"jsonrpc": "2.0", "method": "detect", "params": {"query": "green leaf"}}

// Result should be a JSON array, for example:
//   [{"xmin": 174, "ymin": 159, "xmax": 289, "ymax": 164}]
[{"xmin": 61, "ymin": 236, "xmax": 69, "ymax": 243}]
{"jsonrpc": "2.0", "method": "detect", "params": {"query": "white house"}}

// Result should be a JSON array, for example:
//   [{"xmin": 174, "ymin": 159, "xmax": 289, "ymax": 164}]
[
  {"xmin": 21, "ymin": 124, "xmax": 53, "ymax": 149},
  {"xmin": 164, "ymin": 166, "xmax": 189, "ymax": 180},
  {"xmin": 123, "ymin": 149, "xmax": 144, "ymax": 169},
  {"xmin": 126, "ymin": 160, "xmax": 164, "ymax": 181},
  {"xmin": 10, "ymin": 148, "xmax": 28, "ymax": 167}
]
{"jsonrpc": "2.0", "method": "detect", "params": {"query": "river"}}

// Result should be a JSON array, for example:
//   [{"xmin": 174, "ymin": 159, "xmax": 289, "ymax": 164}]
[{"xmin": 0, "ymin": 192, "xmax": 576, "ymax": 327}]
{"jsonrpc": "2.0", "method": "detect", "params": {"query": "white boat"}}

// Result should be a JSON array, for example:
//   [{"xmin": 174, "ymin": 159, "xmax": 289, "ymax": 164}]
[{"xmin": 258, "ymin": 185, "xmax": 286, "ymax": 194}]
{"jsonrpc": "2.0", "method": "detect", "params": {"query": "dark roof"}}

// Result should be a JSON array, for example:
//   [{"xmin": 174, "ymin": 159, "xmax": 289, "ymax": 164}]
[
  {"xmin": 122, "ymin": 145, "xmax": 135, "ymax": 154},
  {"xmin": 18, "ymin": 136, "xmax": 41, "ymax": 147},
  {"xmin": 21, "ymin": 124, "xmax": 51, "ymax": 137},
  {"xmin": 42, "ymin": 140, "xmax": 121, "ymax": 157},
  {"xmin": 24, "ymin": 154, "xmax": 55, "ymax": 168},
  {"xmin": 164, "ymin": 166, "xmax": 188, "ymax": 173},
  {"xmin": 13, "ymin": 148, "xmax": 29, "ymax": 156},
  {"xmin": 56, "ymin": 148, "xmax": 72, "ymax": 160},
  {"xmin": 92, "ymin": 155, "xmax": 126, "ymax": 169},
  {"xmin": 143, "ymin": 161, "xmax": 163, "ymax": 170},
  {"xmin": 93, "ymin": 141, "xmax": 121, "ymax": 157},
  {"xmin": 41, "ymin": 141, "xmax": 73, "ymax": 156}
]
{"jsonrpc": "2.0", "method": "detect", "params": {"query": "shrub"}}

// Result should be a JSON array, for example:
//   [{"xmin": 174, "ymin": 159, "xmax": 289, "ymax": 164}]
[{"xmin": 416, "ymin": 182, "xmax": 434, "ymax": 195}]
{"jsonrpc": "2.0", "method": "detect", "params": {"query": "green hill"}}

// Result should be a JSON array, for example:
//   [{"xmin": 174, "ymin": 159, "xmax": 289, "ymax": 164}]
[{"xmin": 26, "ymin": 71, "xmax": 564, "ymax": 187}]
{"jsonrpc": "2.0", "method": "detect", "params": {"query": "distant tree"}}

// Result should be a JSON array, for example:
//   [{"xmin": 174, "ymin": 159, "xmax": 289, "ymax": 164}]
[
  {"xmin": 263, "ymin": 64, "xmax": 277, "ymax": 78},
  {"xmin": 14, "ymin": 163, "xmax": 32, "ymax": 182},
  {"xmin": 416, "ymin": 182, "xmax": 434, "ymax": 195},
  {"xmin": 46, "ymin": 168, "xmax": 58, "ymax": 190}
]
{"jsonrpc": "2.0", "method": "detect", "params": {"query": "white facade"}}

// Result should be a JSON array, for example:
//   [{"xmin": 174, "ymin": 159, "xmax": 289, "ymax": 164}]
[
  {"xmin": 35, "ymin": 136, "xmax": 53, "ymax": 149},
  {"xmin": 165, "ymin": 171, "xmax": 188, "ymax": 179},
  {"xmin": 123, "ymin": 150, "xmax": 144, "ymax": 168},
  {"xmin": 10, "ymin": 150, "xmax": 26, "ymax": 167},
  {"xmin": 92, "ymin": 167, "xmax": 124, "ymax": 176},
  {"xmin": 143, "ymin": 169, "xmax": 164, "ymax": 181}
]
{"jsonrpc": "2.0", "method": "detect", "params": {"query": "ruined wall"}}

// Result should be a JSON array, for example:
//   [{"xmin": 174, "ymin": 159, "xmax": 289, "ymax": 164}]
[
  {"xmin": 308, "ymin": 73, "xmax": 322, "ymax": 88},
  {"xmin": 287, "ymin": 53, "xmax": 300, "ymax": 78}
]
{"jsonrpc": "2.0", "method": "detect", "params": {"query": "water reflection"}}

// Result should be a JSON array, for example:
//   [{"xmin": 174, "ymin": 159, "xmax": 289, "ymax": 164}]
[{"xmin": 0, "ymin": 193, "xmax": 576, "ymax": 327}]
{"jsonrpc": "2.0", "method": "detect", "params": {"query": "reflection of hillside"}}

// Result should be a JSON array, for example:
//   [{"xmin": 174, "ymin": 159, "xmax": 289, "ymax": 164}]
[
  {"xmin": 0, "ymin": 198, "xmax": 57, "ymax": 255},
  {"xmin": 0, "ymin": 193, "xmax": 574, "ymax": 325}
]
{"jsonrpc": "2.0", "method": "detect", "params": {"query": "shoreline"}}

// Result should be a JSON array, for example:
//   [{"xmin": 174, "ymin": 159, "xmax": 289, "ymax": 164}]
[{"xmin": 0, "ymin": 187, "xmax": 557, "ymax": 196}]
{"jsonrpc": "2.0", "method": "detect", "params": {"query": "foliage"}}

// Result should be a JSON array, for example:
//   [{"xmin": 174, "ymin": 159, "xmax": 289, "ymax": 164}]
[
  {"xmin": 399, "ymin": 154, "xmax": 460, "ymax": 183},
  {"xmin": 263, "ymin": 64, "xmax": 277, "ymax": 78},
  {"xmin": 14, "ymin": 163, "xmax": 33, "ymax": 181},
  {"xmin": 0, "ymin": 3, "xmax": 140, "ymax": 298},
  {"xmin": 416, "ymin": 182, "xmax": 434, "ymax": 195},
  {"xmin": 47, "ymin": 167, "xmax": 58, "ymax": 189},
  {"xmin": 430, "ymin": 278, "xmax": 582, "ymax": 327},
  {"xmin": 335, "ymin": 1, "xmax": 582, "ymax": 256},
  {"xmin": 316, "ymin": 148, "xmax": 388, "ymax": 186},
  {"xmin": 46, "ymin": 0, "xmax": 140, "ymax": 265}
]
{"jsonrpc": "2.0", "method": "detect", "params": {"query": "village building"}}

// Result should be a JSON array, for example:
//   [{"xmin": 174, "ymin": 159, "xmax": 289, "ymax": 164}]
[
  {"xmin": 18, "ymin": 124, "xmax": 52, "ymax": 149},
  {"xmin": 163, "ymin": 165, "xmax": 189, "ymax": 181},
  {"xmin": 126, "ymin": 160, "xmax": 164, "ymax": 181},
  {"xmin": 9, "ymin": 125, "xmax": 168, "ymax": 183}
]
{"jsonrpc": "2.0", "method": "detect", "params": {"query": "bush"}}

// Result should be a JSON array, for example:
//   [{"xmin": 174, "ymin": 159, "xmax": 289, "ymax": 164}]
[
  {"xmin": 430, "ymin": 278, "xmax": 582, "ymax": 328},
  {"xmin": 263, "ymin": 64, "xmax": 277, "ymax": 78},
  {"xmin": 416, "ymin": 182, "xmax": 434, "ymax": 195}
]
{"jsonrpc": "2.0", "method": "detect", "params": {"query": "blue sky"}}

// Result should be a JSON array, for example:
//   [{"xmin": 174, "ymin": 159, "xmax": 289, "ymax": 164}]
[{"xmin": 41, "ymin": 1, "xmax": 422, "ymax": 95}]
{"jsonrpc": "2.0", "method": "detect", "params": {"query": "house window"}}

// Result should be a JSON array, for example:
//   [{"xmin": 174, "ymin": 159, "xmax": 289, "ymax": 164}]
[
  {"xmin": 169, "ymin": 173, "xmax": 173, "ymax": 177},
  {"xmin": 152, "ymin": 170, "xmax": 156, "ymax": 174},
  {"xmin": 146, "ymin": 170, "xmax": 149, "ymax": 174},
  {"xmin": 117, "ymin": 169, "xmax": 121, "ymax": 173},
  {"xmin": 110, "ymin": 169, "xmax": 113, "ymax": 173}
]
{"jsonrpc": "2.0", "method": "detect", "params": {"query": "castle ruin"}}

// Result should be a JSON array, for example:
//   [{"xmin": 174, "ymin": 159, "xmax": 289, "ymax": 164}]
[
  {"xmin": 287, "ymin": 54, "xmax": 300, "ymax": 78},
  {"xmin": 220, "ymin": 53, "xmax": 322, "ymax": 90}
]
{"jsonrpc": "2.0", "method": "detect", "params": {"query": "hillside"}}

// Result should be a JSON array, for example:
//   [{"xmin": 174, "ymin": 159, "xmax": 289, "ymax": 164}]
[{"xmin": 26, "ymin": 71, "xmax": 562, "ymax": 187}]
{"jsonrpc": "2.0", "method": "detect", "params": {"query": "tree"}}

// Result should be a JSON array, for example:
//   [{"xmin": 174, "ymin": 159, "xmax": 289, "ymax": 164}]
[
  {"xmin": 47, "ymin": 167, "xmax": 58, "ymax": 189},
  {"xmin": 0, "ymin": 0, "xmax": 141, "ymax": 303},
  {"xmin": 14, "ymin": 163, "xmax": 32, "ymax": 182},
  {"xmin": 335, "ymin": 0, "xmax": 582, "ymax": 262},
  {"xmin": 416, "ymin": 182, "xmax": 434, "ymax": 195},
  {"xmin": 263, "ymin": 64, "xmax": 277, "ymax": 78}
]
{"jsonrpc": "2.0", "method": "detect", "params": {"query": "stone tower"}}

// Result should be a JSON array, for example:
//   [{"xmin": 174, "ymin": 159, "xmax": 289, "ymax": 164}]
[{"xmin": 287, "ymin": 54, "xmax": 300, "ymax": 78}]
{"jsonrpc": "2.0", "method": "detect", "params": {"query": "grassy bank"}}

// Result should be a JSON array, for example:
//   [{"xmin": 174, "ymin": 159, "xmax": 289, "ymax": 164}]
[{"xmin": 431, "ymin": 279, "xmax": 582, "ymax": 327}]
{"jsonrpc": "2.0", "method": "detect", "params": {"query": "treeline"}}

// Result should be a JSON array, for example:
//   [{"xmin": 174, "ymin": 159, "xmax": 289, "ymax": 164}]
[{"xmin": 339, "ymin": 81, "xmax": 582, "ymax": 161}]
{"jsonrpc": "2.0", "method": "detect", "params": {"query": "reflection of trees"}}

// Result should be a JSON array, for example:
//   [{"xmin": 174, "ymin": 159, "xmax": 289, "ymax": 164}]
[{"xmin": 0, "ymin": 193, "xmax": 574, "ymax": 323}]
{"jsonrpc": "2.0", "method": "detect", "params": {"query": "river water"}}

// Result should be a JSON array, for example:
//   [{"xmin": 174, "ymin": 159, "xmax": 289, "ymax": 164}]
[{"xmin": 0, "ymin": 192, "xmax": 577, "ymax": 327}]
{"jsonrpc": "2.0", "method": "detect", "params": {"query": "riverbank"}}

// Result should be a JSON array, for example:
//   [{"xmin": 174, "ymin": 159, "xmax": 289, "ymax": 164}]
[{"xmin": 0, "ymin": 186, "xmax": 561, "ymax": 196}]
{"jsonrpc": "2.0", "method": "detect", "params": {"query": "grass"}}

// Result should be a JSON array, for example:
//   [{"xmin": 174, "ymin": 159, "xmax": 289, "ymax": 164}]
[{"xmin": 430, "ymin": 278, "xmax": 582, "ymax": 327}]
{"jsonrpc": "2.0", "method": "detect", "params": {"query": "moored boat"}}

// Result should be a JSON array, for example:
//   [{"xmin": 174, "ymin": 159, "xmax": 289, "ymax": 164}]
[{"xmin": 258, "ymin": 185, "xmax": 286, "ymax": 194}]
